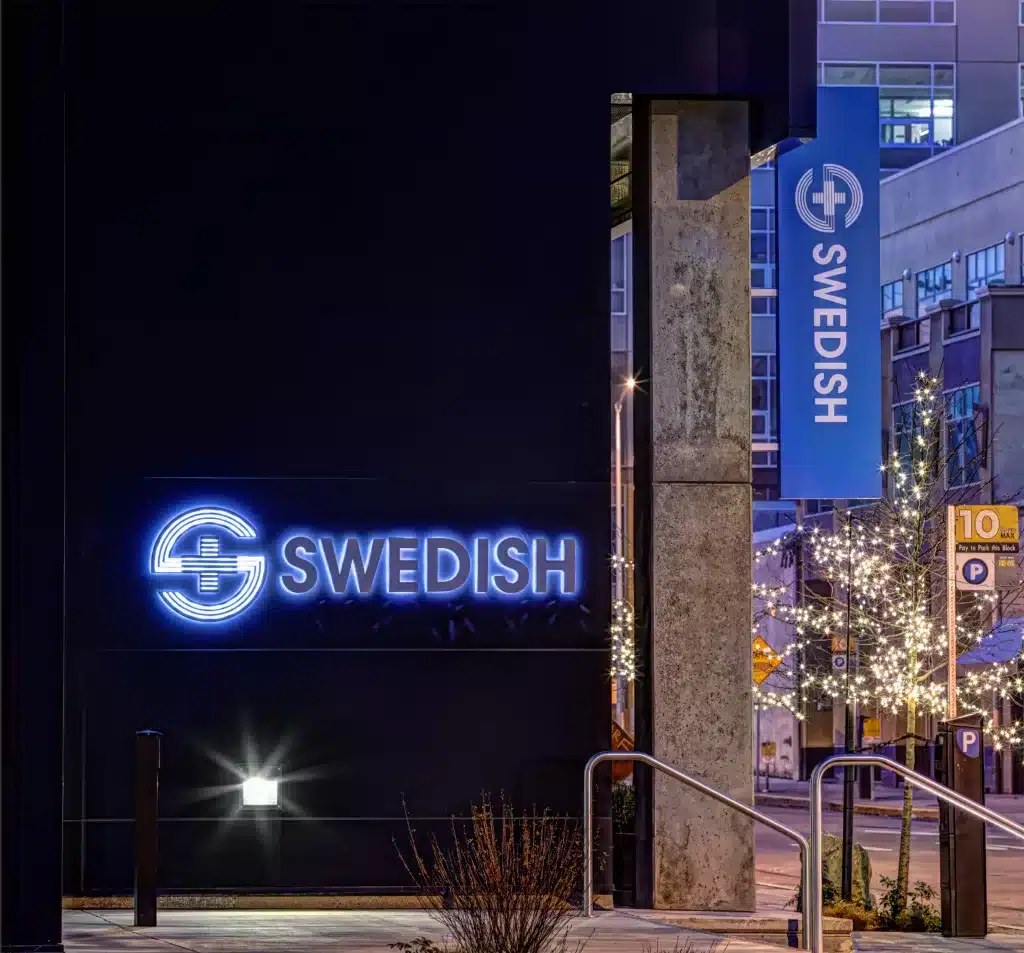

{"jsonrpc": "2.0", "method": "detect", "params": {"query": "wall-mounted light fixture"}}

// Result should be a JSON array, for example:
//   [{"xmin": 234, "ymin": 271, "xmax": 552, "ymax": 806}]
[
  {"xmin": 952, "ymin": 249, "xmax": 962, "ymax": 263},
  {"xmin": 1006, "ymin": 231, "xmax": 1016, "ymax": 246},
  {"xmin": 902, "ymin": 267, "xmax": 912, "ymax": 281},
  {"xmin": 242, "ymin": 767, "xmax": 280, "ymax": 808}
]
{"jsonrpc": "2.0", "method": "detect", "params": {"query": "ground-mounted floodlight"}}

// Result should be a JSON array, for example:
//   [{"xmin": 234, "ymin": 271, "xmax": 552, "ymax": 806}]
[{"xmin": 241, "ymin": 767, "xmax": 280, "ymax": 808}]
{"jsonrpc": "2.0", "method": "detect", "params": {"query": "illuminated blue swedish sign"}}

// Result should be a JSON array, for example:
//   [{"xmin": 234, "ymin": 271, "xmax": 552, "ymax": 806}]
[
  {"xmin": 149, "ymin": 505, "xmax": 582, "ymax": 624},
  {"xmin": 778, "ymin": 86, "xmax": 882, "ymax": 500}
]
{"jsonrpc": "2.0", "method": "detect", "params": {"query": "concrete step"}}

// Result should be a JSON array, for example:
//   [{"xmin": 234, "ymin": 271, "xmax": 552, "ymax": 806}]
[{"xmin": 629, "ymin": 909, "xmax": 853, "ymax": 953}]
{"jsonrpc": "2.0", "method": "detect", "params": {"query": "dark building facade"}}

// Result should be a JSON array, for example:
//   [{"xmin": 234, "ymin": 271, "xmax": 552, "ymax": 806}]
[{"xmin": 3, "ymin": 2, "xmax": 815, "ymax": 947}]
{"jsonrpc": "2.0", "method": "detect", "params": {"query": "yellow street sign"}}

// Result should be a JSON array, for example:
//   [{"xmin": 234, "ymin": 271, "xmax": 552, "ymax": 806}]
[
  {"xmin": 863, "ymin": 717, "xmax": 881, "ymax": 739},
  {"xmin": 954, "ymin": 505, "xmax": 1019, "ymax": 553},
  {"xmin": 752, "ymin": 635, "xmax": 783, "ymax": 685},
  {"xmin": 761, "ymin": 741, "xmax": 776, "ymax": 758}
]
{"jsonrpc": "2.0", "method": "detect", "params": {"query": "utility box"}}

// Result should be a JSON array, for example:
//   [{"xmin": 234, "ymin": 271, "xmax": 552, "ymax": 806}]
[{"xmin": 934, "ymin": 713, "xmax": 987, "ymax": 938}]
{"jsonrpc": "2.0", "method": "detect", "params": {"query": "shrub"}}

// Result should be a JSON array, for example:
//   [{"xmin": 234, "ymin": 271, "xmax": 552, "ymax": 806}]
[
  {"xmin": 399, "ymin": 795, "xmax": 584, "ymax": 953},
  {"xmin": 824, "ymin": 899, "xmax": 879, "ymax": 931},
  {"xmin": 877, "ymin": 877, "xmax": 941, "ymax": 932},
  {"xmin": 612, "ymin": 781, "xmax": 636, "ymax": 832}
]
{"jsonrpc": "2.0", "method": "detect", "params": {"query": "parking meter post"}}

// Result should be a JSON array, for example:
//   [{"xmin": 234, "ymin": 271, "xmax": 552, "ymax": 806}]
[{"xmin": 936, "ymin": 713, "xmax": 987, "ymax": 938}]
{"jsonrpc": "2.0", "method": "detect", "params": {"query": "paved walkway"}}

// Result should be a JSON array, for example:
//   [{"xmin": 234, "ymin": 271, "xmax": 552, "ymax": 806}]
[
  {"xmin": 61, "ymin": 910, "xmax": 1024, "ymax": 952},
  {"xmin": 62, "ymin": 909, "xmax": 778, "ymax": 952},
  {"xmin": 853, "ymin": 935, "xmax": 1024, "ymax": 951}
]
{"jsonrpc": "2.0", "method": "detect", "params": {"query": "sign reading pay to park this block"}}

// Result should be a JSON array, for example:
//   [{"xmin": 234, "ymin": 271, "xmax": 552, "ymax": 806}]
[{"xmin": 954, "ymin": 505, "xmax": 1020, "ymax": 591}]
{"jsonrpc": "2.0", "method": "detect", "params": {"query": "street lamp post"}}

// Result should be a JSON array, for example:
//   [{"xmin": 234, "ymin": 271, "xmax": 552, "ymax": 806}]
[{"xmin": 613, "ymin": 377, "xmax": 635, "ymax": 733}]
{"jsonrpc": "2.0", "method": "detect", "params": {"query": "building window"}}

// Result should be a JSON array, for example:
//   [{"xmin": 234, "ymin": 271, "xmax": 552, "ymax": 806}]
[
  {"xmin": 967, "ymin": 243, "xmax": 1005, "ymax": 299},
  {"xmin": 820, "ymin": 0, "xmax": 955, "ymax": 23},
  {"xmin": 894, "ymin": 317, "xmax": 930, "ymax": 353},
  {"xmin": 946, "ymin": 384, "xmax": 982, "ymax": 488},
  {"xmin": 751, "ymin": 207, "xmax": 775, "ymax": 292},
  {"xmin": 916, "ymin": 261, "xmax": 952, "ymax": 316},
  {"xmin": 946, "ymin": 303, "xmax": 980, "ymax": 337},
  {"xmin": 892, "ymin": 401, "xmax": 918, "ymax": 474},
  {"xmin": 821, "ymin": 62, "xmax": 955, "ymax": 154},
  {"xmin": 752, "ymin": 354, "xmax": 777, "ymax": 443},
  {"xmin": 611, "ymin": 235, "xmax": 628, "ymax": 316},
  {"xmin": 882, "ymin": 279, "xmax": 904, "ymax": 316},
  {"xmin": 611, "ymin": 233, "xmax": 632, "ymax": 355}
]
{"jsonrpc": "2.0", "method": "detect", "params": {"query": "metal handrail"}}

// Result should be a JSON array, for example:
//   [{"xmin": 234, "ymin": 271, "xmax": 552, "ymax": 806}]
[
  {"xmin": 583, "ymin": 750, "xmax": 811, "ymax": 949},
  {"xmin": 808, "ymin": 754, "xmax": 1024, "ymax": 953}
]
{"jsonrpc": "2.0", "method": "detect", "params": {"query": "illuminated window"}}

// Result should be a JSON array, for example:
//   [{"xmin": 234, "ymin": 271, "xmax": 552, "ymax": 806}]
[
  {"xmin": 916, "ymin": 261, "xmax": 952, "ymax": 316},
  {"xmin": 946, "ymin": 384, "xmax": 982, "ymax": 488},
  {"xmin": 821, "ymin": 62, "xmax": 955, "ymax": 155}
]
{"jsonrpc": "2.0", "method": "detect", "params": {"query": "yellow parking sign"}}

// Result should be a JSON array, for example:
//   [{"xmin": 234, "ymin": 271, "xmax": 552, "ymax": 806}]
[{"xmin": 954, "ymin": 505, "xmax": 1019, "ymax": 553}]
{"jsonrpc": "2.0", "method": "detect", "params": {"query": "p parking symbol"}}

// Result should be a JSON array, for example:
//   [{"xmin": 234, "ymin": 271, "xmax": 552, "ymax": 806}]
[
  {"xmin": 956, "ymin": 728, "xmax": 980, "ymax": 758},
  {"xmin": 961, "ymin": 558, "xmax": 989, "ymax": 585}
]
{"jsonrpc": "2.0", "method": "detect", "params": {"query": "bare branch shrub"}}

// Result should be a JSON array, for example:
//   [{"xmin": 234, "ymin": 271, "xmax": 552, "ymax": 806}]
[{"xmin": 399, "ymin": 795, "xmax": 584, "ymax": 953}]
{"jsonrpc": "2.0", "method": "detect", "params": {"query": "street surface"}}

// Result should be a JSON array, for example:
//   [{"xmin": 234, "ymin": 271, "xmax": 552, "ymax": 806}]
[{"xmin": 756, "ymin": 805, "xmax": 1024, "ymax": 931}]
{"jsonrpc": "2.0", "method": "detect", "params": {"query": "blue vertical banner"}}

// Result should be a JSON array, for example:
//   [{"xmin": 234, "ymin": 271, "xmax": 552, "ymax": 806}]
[{"xmin": 778, "ymin": 86, "xmax": 881, "ymax": 500}]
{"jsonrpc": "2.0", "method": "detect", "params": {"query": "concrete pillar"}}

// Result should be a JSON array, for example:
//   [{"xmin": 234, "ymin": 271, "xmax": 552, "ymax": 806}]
[{"xmin": 648, "ymin": 100, "xmax": 755, "ymax": 911}]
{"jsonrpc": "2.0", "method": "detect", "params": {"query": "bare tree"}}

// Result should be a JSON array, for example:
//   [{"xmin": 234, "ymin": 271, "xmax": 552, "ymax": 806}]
[{"xmin": 753, "ymin": 371, "xmax": 1024, "ymax": 913}]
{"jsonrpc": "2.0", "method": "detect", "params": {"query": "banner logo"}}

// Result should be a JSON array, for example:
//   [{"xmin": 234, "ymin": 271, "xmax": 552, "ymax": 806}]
[
  {"xmin": 795, "ymin": 163, "xmax": 864, "ymax": 234},
  {"xmin": 150, "ymin": 507, "xmax": 268, "ymax": 623}
]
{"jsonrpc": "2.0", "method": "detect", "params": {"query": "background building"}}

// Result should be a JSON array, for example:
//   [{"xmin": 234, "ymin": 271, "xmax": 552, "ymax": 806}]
[
  {"xmin": 751, "ymin": 0, "xmax": 1024, "ymax": 519},
  {"xmin": 752, "ymin": 116, "xmax": 1024, "ymax": 793}
]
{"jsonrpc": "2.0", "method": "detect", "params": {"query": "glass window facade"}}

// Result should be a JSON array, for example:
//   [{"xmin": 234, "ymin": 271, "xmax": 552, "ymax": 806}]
[
  {"xmin": 916, "ymin": 261, "xmax": 952, "ymax": 315},
  {"xmin": 882, "ymin": 279, "xmax": 904, "ymax": 316},
  {"xmin": 751, "ymin": 206, "xmax": 776, "ymax": 291},
  {"xmin": 751, "ymin": 353, "xmax": 777, "ymax": 444},
  {"xmin": 820, "ymin": 0, "xmax": 955, "ymax": 22},
  {"xmin": 946, "ymin": 384, "xmax": 982, "ymax": 487},
  {"xmin": 966, "ymin": 241, "xmax": 1005, "ymax": 305},
  {"xmin": 821, "ymin": 62, "xmax": 955, "ymax": 164},
  {"xmin": 611, "ymin": 235, "xmax": 628, "ymax": 316}
]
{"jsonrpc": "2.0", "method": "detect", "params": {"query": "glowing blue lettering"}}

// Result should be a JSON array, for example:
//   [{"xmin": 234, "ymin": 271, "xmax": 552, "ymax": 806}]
[{"xmin": 149, "ymin": 505, "xmax": 582, "ymax": 625}]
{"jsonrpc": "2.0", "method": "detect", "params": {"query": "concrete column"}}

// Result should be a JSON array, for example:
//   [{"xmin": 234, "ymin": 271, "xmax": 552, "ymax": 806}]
[{"xmin": 648, "ymin": 100, "xmax": 754, "ymax": 911}]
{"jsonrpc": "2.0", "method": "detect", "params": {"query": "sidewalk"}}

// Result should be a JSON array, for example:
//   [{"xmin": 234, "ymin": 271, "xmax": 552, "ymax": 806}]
[{"xmin": 756, "ymin": 777, "xmax": 1024, "ymax": 822}]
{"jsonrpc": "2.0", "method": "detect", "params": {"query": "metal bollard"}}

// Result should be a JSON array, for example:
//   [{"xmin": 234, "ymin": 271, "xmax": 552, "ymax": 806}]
[{"xmin": 134, "ymin": 730, "xmax": 161, "ymax": 926}]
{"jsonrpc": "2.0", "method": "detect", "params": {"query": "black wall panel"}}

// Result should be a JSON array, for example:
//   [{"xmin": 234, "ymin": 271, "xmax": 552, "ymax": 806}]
[{"xmin": 54, "ymin": 1, "xmax": 815, "ymax": 892}]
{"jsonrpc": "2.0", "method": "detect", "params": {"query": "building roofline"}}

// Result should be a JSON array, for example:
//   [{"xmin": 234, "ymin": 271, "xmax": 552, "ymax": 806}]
[{"xmin": 882, "ymin": 116, "xmax": 1024, "ymax": 185}]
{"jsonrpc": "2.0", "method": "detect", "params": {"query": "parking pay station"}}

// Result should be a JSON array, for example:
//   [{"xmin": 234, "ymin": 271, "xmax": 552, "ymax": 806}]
[{"xmin": 935, "ymin": 713, "xmax": 987, "ymax": 937}]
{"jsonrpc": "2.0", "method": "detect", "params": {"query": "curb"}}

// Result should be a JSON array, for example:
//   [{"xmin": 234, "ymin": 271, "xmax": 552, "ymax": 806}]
[
  {"xmin": 756, "ymin": 793, "xmax": 939, "ymax": 821},
  {"xmin": 64, "ymin": 895, "xmax": 433, "ymax": 910}
]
